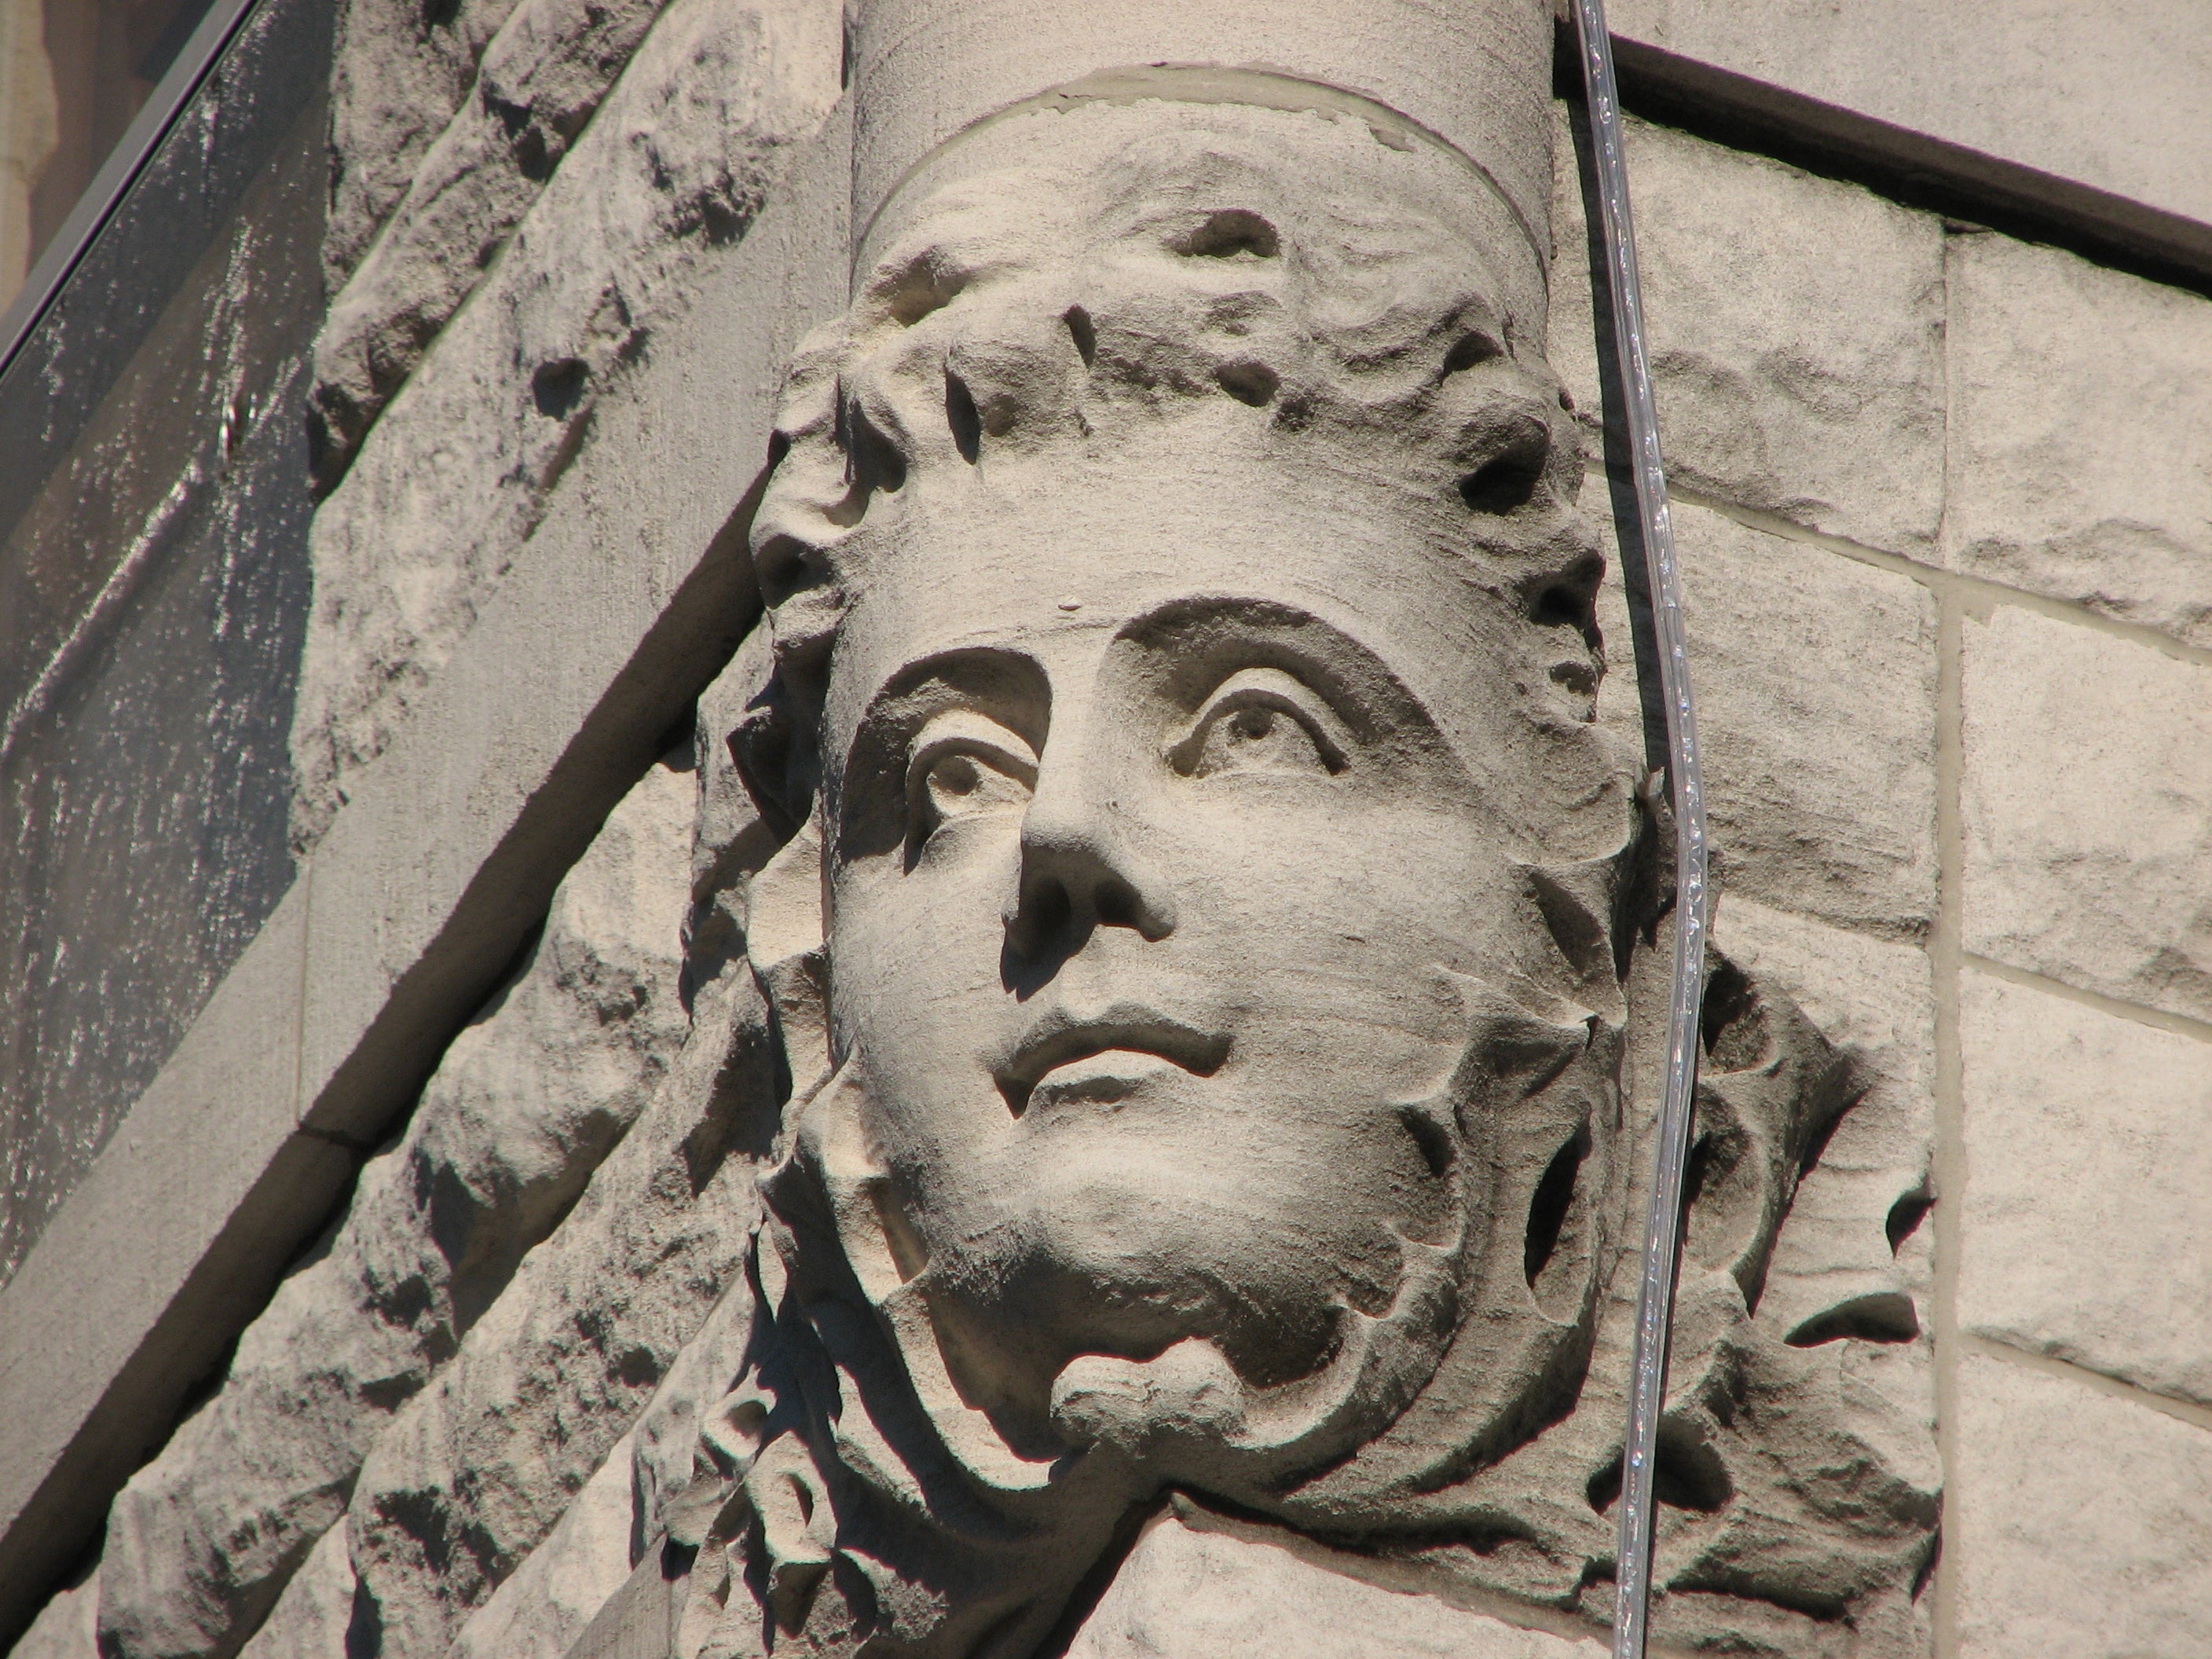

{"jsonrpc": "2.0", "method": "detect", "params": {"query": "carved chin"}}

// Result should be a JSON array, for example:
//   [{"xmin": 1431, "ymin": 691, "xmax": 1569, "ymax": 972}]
[
  {"xmin": 1042, "ymin": 1221, "xmax": 1465, "ymax": 1492},
  {"xmin": 772, "ymin": 1055, "xmax": 1485, "ymax": 1503}
]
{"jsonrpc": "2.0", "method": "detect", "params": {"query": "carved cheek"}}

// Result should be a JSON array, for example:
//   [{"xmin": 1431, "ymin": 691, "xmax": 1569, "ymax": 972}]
[{"xmin": 830, "ymin": 822, "xmax": 1027, "ymax": 1147}]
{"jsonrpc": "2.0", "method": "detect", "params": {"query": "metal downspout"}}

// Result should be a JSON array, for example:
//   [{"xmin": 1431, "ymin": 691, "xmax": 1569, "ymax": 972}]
[{"xmin": 1566, "ymin": 6, "xmax": 1714, "ymax": 1657}]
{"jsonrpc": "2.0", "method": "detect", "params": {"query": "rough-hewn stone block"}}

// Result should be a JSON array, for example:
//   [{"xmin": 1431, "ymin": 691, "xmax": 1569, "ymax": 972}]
[
  {"xmin": 5, "ymin": 1581, "xmax": 93, "ymax": 1659},
  {"xmin": 1946, "ymin": 233, "xmax": 2212, "ymax": 650},
  {"xmin": 1551, "ymin": 109, "xmax": 1946, "ymax": 559},
  {"xmin": 327, "ymin": 0, "xmax": 524, "ymax": 287},
  {"xmin": 310, "ymin": 0, "xmax": 673, "ymax": 492},
  {"xmin": 446, "ymin": 1431, "xmax": 639, "ymax": 1659},
  {"xmin": 1953, "ymin": 1352, "xmax": 2212, "ymax": 1658},
  {"xmin": 0, "ymin": 883, "xmax": 354, "ymax": 1646},
  {"xmin": 341, "ymin": 962, "xmax": 774, "ymax": 1656},
  {"xmin": 1961, "ymin": 605, "xmax": 2212, "ymax": 1023},
  {"xmin": 1960, "ymin": 969, "xmax": 2212, "ymax": 1407},
  {"xmin": 1595, "ymin": 499, "xmax": 1939, "ymax": 937},
  {"xmin": 292, "ymin": 0, "xmax": 845, "ymax": 851},
  {"xmin": 233, "ymin": 1525, "xmax": 353, "ymax": 1659},
  {"xmin": 96, "ymin": 760, "xmax": 693, "ymax": 1659}
]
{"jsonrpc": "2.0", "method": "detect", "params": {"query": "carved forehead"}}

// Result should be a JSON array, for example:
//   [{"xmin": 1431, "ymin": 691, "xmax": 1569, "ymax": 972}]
[
  {"xmin": 824, "ymin": 441, "xmax": 1495, "ymax": 714},
  {"xmin": 817, "ymin": 449, "xmax": 1624, "ymax": 859},
  {"xmin": 747, "ymin": 97, "xmax": 1624, "ymax": 857}
]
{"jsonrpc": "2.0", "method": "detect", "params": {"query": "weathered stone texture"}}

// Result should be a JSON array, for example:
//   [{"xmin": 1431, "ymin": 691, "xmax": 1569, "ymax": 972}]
[
  {"xmin": 1595, "ymin": 500, "xmax": 1939, "ymax": 938},
  {"xmin": 95, "ymin": 760, "xmax": 694, "ymax": 1659},
  {"xmin": 445, "ymin": 1431, "xmax": 640, "ymax": 1659},
  {"xmin": 310, "ymin": 0, "xmax": 673, "ymax": 492},
  {"xmin": 1952, "ymin": 1352, "xmax": 2212, "ymax": 1659},
  {"xmin": 1717, "ymin": 898, "xmax": 1936, "ymax": 1367},
  {"xmin": 290, "ymin": 0, "xmax": 843, "ymax": 851},
  {"xmin": 1961, "ymin": 604, "xmax": 2212, "ymax": 1023},
  {"xmin": 234, "ymin": 1525, "xmax": 353, "ymax": 1659},
  {"xmin": 1551, "ymin": 108, "xmax": 1946, "ymax": 558},
  {"xmin": 1065, "ymin": 1511, "xmax": 1607, "ymax": 1659},
  {"xmin": 1959, "ymin": 969, "xmax": 2212, "ymax": 1408},
  {"xmin": 341, "ymin": 961, "xmax": 775, "ymax": 1656},
  {"xmin": 5, "ymin": 1584, "xmax": 93, "ymax": 1659},
  {"xmin": 1946, "ymin": 232, "xmax": 2212, "ymax": 650},
  {"xmin": 328, "ymin": 0, "xmax": 526, "ymax": 287}
]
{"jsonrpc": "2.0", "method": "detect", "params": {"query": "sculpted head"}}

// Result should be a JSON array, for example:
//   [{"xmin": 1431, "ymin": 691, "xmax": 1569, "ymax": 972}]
[
  {"xmin": 674, "ymin": 94, "xmax": 1938, "ymax": 1659},
  {"xmin": 742, "ymin": 98, "xmax": 1642, "ymax": 1503}
]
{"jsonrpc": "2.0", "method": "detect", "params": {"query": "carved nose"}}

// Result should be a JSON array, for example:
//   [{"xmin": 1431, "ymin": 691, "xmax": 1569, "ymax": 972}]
[{"xmin": 1004, "ymin": 775, "xmax": 1174, "ymax": 961}]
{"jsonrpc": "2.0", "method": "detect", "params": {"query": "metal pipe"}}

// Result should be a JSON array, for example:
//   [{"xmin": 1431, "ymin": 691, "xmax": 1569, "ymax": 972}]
[{"xmin": 1565, "ymin": 5, "xmax": 1712, "ymax": 1658}]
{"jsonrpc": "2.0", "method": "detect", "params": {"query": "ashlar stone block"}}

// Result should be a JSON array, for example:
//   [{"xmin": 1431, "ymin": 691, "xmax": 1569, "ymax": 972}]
[
  {"xmin": 1961, "ymin": 604, "xmax": 2212, "ymax": 1023},
  {"xmin": 1953, "ymin": 1352, "xmax": 2212, "ymax": 1659},
  {"xmin": 1551, "ymin": 108, "xmax": 1946, "ymax": 559},
  {"xmin": 1960, "ymin": 969, "xmax": 2212, "ymax": 1407},
  {"xmin": 1594, "ymin": 499, "xmax": 1939, "ymax": 939},
  {"xmin": 1946, "ymin": 231, "xmax": 2212, "ymax": 650}
]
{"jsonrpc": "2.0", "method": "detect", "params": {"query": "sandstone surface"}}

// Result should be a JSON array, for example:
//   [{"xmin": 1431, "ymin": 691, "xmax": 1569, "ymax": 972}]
[
  {"xmin": 1946, "ymin": 232, "xmax": 2212, "ymax": 650},
  {"xmin": 1961, "ymin": 604, "xmax": 2212, "ymax": 1023},
  {"xmin": 328, "ymin": 0, "xmax": 525, "ymax": 289},
  {"xmin": 1716, "ymin": 898, "xmax": 1936, "ymax": 1368},
  {"xmin": 1595, "ymin": 500, "xmax": 1939, "ymax": 938},
  {"xmin": 5, "ymin": 1584, "xmax": 93, "ymax": 1659},
  {"xmin": 233, "ymin": 1526, "xmax": 353, "ymax": 1659},
  {"xmin": 339, "ymin": 961, "xmax": 774, "ymax": 1656},
  {"xmin": 1549, "ymin": 108, "xmax": 1946, "ymax": 559},
  {"xmin": 1064, "ymin": 1510, "xmax": 1608, "ymax": 1659},
  {"xmin": 290, "ymin": 0, "xmax": 842, "ymax": 851},
  {"xmin": 445, "ymin": 1431, "xmax": 640, "ymax": 1659},
  {"xmin": 310, "ymin": 0, "xmax": 672, "ymax": 493},
  {"xmin": 1951, "ymin": 1352, "xmax": 2212, "ymax": 1658},
  {"xmin": 1960, "ymin": 969, "xmax": 2212, "ymax": 1407},
  {"xmin": 94, "ymin": 760, "xmax": 693, "ymax": 1659}
]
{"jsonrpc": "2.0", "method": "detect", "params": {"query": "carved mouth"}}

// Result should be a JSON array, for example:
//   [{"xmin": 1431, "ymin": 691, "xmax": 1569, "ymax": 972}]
[{"xmin": 998, "ymin": 1006, "xmax": 1230, "ymax": 1115}]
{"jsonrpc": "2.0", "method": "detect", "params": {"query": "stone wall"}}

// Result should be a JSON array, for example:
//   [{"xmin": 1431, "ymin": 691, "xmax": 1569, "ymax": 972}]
[
  {"xmin": 0, "ymin": 2, "xmax": 2206, "ymax": 1655},
  {"xmin": 1551, "ymin": 112, "xmax": 2212, "ymax": 1657}
]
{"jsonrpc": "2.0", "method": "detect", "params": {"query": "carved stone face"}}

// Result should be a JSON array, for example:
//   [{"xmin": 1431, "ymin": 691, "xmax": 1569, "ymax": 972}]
[{"xmin": 821, "ymin": 444, "xmax": 1571, "ymax": 1451}]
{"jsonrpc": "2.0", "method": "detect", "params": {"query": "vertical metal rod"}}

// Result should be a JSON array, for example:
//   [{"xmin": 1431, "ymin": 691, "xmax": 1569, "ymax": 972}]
[{"xmin": 1566, "ymin": 5, "xmax": 1712, "ymax": 1658}]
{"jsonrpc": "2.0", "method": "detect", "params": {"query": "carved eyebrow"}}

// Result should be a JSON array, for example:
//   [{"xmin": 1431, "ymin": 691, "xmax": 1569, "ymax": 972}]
[
  {"xmin": 839, "ymin": 649, "xmax": 1051, "ymax": 857},
  {"xmin": 852, "ymin": 649, "xmax": 1051, "ymax": 753},
  {"xmin": 1112, "ymin": 597, "xmax": 1391, "ymax": 736},
  {"xmin": 906, "ymin": 707, "xmax": 1038, "ymax": 788},
  {"xmin": 1169, "ymin": 665, "xmax": 1351, "ymax": 773}
]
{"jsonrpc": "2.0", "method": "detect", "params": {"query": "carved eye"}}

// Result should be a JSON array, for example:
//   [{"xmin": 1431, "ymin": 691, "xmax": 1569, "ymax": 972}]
[
  {"xmin": 906, "ymin": 713, "xmax": 1036, "ymax": 844},
  {"xmin": 1174, "ymin": 668, "xmax": 1346, "ymax": 778}
]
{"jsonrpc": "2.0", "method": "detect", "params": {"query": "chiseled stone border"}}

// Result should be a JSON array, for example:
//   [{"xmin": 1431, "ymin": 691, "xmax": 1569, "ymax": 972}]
[{"xmin": 0, "ymin": 102, "xmax": 852, "ymax": 1646}]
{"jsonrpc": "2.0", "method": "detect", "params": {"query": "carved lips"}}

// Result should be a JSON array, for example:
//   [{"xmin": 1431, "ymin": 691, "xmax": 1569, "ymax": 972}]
[{"xmin": 996, "ymin": 1002, "xmax": 1229, "ymax": 1116}]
